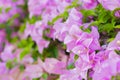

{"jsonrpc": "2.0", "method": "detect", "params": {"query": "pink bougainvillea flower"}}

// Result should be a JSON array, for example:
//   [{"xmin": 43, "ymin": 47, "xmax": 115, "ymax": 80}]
[
  {"xmin": 60, "ymin": 68, "xmax": 83, "ymax": 80},
  {"xmin": 57, "ymin": 48, "xmax": 68, "ymax": 63},
  {"xmin": 0, "ymin": 66, "xmax": 24, "ymax": 80},
  {"xmin": 24, "ymin": 62, "xmax": 43, "ymax": 79},
  {"xmin": 98, "ymin": 0, "xmax": 120, "ymax": 11},
  {"xmin": 72, "ymin": 45, "xmax": 86, "ymax": 55},
  {"xmin": 43, "ymin": 58, "xmax": 66, "ymax": 74},
  {"xmin": 0, "ymin": 76, "xmax": 14, "ymax": 80},
  {"xmin": 41, "ymin": 0, "xmax": 71, "ymax": 23},
  {"xmin": 25, "ymin": 21, "xmax": 50, "ymax": 53},
  {"xmin": 64, "ymin": 26, "xmax": 100, "ymax": 53},
  {"xmin": 21, "ymin": 55, "xmax": 34, "ymax": 64},
  {"xmin": 28, "ymin": 0, "xmax": 48, "ymax": 18},
  {"xmin": 84, "ymin": 27, "xmax": 100, "ymax": 50},
  {"xmin": 0, "ymin": 0, "xmax": 24, "ymax": 23},
  {"xmin": 41, "ymin": 6, "xmax": 59, "ymax": 23},
  {"xmin": 73, "ymin": 26, "xmax": 100, "ymax": 52},
  {"xmin": 107, "ymin": 32, "xmax": 120, "ymax": 50},
  {"xmin": 64, "ymin": 24, "xmax": 82, "ymax": 44},
  {"xmin": 53, "ymin": 22, "xmax": 68, "ymax": 41},
  {"xmin": 64, "ymin": 52, "xmax": 93, "ymax": 80},
  {"xmin": 0, "ymin": 43, "xmax": 15, "ymax": 62},
  {"xmin": 93, "ymin": 51, "xmax": 120, "ymax": 80},
  {"xmin": 80, "ymin": 0, "xmax": 98, "ymax": 10},
  {"xmin": 0, "ymin": 62, "xmax": 8, "ymax": 75},
  {"xmin": 114, "ymin": 10, "xmax": 120, "ymax": 18},
  {"xmin": 36, "ymin": 38, "xmax": 50, "ymax": 53},
  {"xmin": 82, "ymin": 26, "xmax": 100, "ymax": 51},
  {"xmin": 24, "ymin": 23, "xmax": 34, "ymax": 38},
  {"xmin": 117, "ymin": 61, "xmax": 120, "ymax": 73},
  {"xmin": 8, "ymin": 66, "xmax": 25, "ymax": 80},
  {"xmin": 63, "ymin": 24, "xmax": 83, "ymax": 52},
  {"xmin": 53, "ymin": 8, "xmax": 83, "ymax": 42},
  {"xmin": 66, "ymin": 8, "xmax": 83, "ymax": 26},
  {"xmin": 56, "ymin": 0, "xmax": 71, "ymax": 13},
  {"xmin": 75, "ymin": 56, "xmax": 92, "ymax": 79}
]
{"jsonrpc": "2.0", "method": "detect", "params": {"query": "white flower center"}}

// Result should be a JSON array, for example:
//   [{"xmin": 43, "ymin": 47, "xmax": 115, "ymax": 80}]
[
  {"xmin": 117, "ymin": 40, "xmax": 120, "ymax": 46},
  {"xmin": 77, "ymin": 50, "xmax": 81, "ymax": 54}
]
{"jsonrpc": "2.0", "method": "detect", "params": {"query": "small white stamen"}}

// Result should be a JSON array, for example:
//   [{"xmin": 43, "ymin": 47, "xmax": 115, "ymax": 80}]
[
  {"xmin": 117, "ymin": 40, "xmax": 120, "ymax": 46},
  {"xmin": 77, "ymin": 50, "xmax": 81, "ymax": 54}
]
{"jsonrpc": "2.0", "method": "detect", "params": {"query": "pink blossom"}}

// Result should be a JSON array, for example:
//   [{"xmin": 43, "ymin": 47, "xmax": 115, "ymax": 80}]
[
  {"xmin": 0, "ymin": 0, "xmax": 24, "ymax": 23},
  {"xmin": 66, "ymin": 8, "xmax": 83, "ymax": 26},
  {"xmin": 80, "ymin": 0, "xmax": 98, "ymax": 10},
  {"xmin": 60, "ymin": 69, "xmax": 82, "ymax": 80},
  {"xmin": 25, "ymin": 21, "xmax": 50, "ymax": 53},
  {"xmin": 114, "ymin": 10, "xmax": 120, "ymax": 18},
  {"xmin": 53, "ymin": 22, "xmax": 68, "ymax": 41},
  {"xmin": 0, "ymin": 76, "xmax": 14, "ymax": 80},
  {"xmin": 28, "ymin": 0, "xmax": 48, "ymax": 18},
  {"xmin": 107, "ymin": 32, "xmax": 120, "ymax": 50},
  {"xmin": 93, "ymin": 51, "xmax": 120, "ymax": 80},
  {"xmin": 0, "ymin": 44, "xmax": 15, "ymax": 62},
  {"xmin": 24, "ymin": 64, "xmax": 43, "ymax": 79},
  {"xmin": 98, "ymin": 0, "xmax": 120, "ymax": 10},
  {"xmin": 0, "ymin": 62, "xmax": 8, "ymax": 75},
  {"xmin": 75, "ymin": 55, "xmax": 92, "ymax": 79},
  {"xmin": 36, "ymin": 38, "xmax": 50, "ymax": 53},
  {"xmin": 43, "ymin": 58, "xmax": 66, "ymax": 74}
]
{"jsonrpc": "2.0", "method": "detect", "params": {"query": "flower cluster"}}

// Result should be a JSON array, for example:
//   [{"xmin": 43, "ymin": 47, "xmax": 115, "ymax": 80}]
[
  {"xmin": 0, "ymin": 0, "xmax": 24, "ymax": 24},
  {"xmin": 0, "ymin": 0, "xmax": 120, "ymax": 80}
]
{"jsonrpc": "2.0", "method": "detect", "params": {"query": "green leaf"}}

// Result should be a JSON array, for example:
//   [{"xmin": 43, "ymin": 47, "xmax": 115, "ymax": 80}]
[
  {"xmin": 115, "ymin": 25, "xmax": 120, "ymax": 28},
  {"xmin": 0, "ymin": 7, "xmax": 2, "ymax": 13},
  {"xmin": 29, "ymin": 16, "xmax": 42, "ymax": 24},
  {"xmin": 18, "ymin": 38, "xmax": 33, "ymax": 48},
  {"xmin": 98, "ymin": 23, "xmax": 114, "ymax": 33},
  {"xmin": 90, "ymin": 21, "xmax": 100, "ymax": 26},
  {"xmin": 6, "ymin": 26, "xmax": 12, "ymax": 41},
  {"xmin": 67, "ymin": 63, "xmax": 75, "ymax": 70},
  {"xmin": 6, "ymin": 61, "xmax": 13, "ymax": 69},
  {"xmin": 42, "ymin": 41, "xmax": 58, "ymax": 59},
  {"xmin": 20, "ymin": 47, "xmax": 30, "ymax": 60},
  {"xmin": 65, "ymin": 0, "xmax": 79, "ymax": 10},
  {"xmin": 81, "ymin": 9, "xmax": 96, "ymax": 17},
  {"xmin": 12, "ymin": 0, "xmax": 17, "ymax": 2},
  {"xmin": 32, "ymin": 48, "xmax": 43, "ymax": 61},
  {"xmin": 19, "ymin": 23, "xmax": 26, "ymax": 33},
  {"xmin": 50, "ymin": 11, "xmax": 69, "ymax": 25},
  {"xmin": 11, "ymin": 36, "xmax": 18, "ymax": 43},
  {"xmin": 5, "ymin": 7, "xmax": 11, "ymax": 13},
  {"xmin": 81, "ymin": 9, "xmax": 96, "ymax": 23},
  {"xmin": 107, "ymin": 38, "xmax": 114, "ymax": 43},
  {"xmin": 62, "ymin": 11, "xmax": 69, "ymax": 21},
  {"xmin": 111, "ymin": 75, "xmax": 120, "ymax": 80},
  {"xmin": 95, "ymin": 4, "xmax": 112, "ymax": 23},
  {"xmin": 98, "ymin": 11, "xmax": 111, "ymax": 23},
  {"xmin": 65, "ymin": 0, "xmax": 79, "ymax": 11},
  {"xmin": 12, "ymin": 13, "xmax": 20, "ymax": 19},
  {"xmin": 115, "ymin": 50, "xmax": 120, "ymax": 55},
  {"xmin": 42, "ymin": 73, "xmax": 48, "ymax": 80},
  {"xmin": 116, "ymin": 75, "xmax": 120, "ymax": 80},
  {"xmin": 74, "ymin": 54, "xmax": 79, "ymax": 61},
  {"xmin": 19, "ymin": 65, "xmax": 25, "ymax": 72},
  {"xmin": 17, "ymin": 39, "xmax": 28, "ymax": 48},
  {"xmin": 20, "ymin": 42, "xmax": 33, "ymax": 60}
]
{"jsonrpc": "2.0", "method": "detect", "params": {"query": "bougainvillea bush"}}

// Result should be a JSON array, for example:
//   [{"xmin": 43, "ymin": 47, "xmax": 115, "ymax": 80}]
[{"xmin": 0, "ymin": 0, "xmax": 120, "ymax": 80}]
